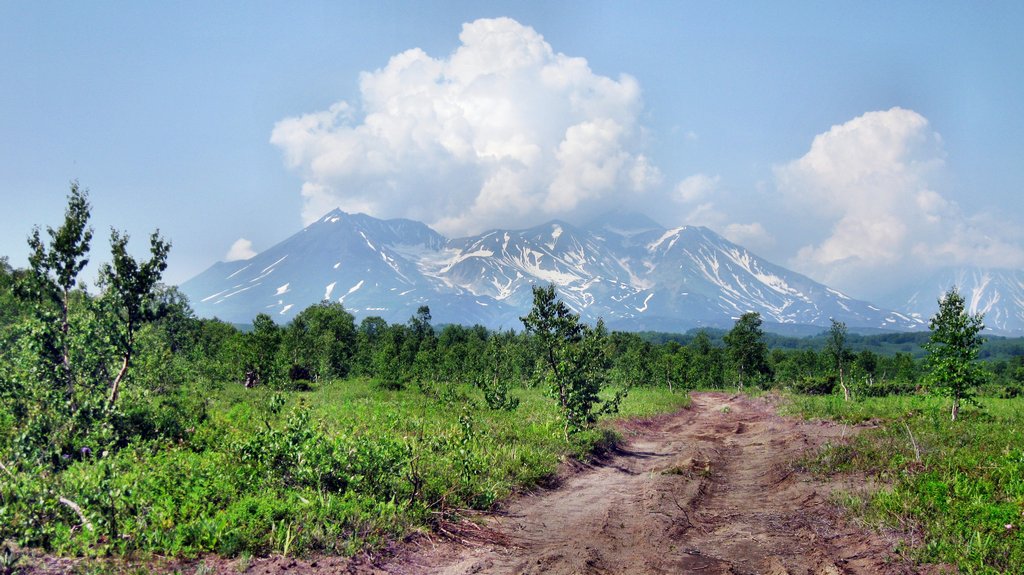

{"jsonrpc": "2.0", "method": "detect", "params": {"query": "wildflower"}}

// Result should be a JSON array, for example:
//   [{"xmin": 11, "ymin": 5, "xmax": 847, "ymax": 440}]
[
  {"xmin": 80, "ymin": 447, "xmax": 92, "ymax": 457},
  {"xmin": 1006, "ymin": 523, "xmax": 1015, "ymax": 530}
]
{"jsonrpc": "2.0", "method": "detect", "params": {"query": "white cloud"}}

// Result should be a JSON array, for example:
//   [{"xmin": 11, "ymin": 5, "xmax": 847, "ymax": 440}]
[
  {"xmin": 775, "ymin": 107, "xmax": 1024, "ymax": 297},
  {"xmin": 724, "ymin": 222, "xmax": 773, "ymax": 248},
  {"xmin": 674, "ymin": 173, "xmax": 719, "ymax": 203},
  {"xmin": 271, "ymin": 17, "xmax": 660, "ymax": 236},
  {"xmin": 669, "ymin": 173, "xmax": 773, "ymax": 251},
  {"xmin": 225, "ymin": 238, "xmax": 257, "ymax": 262}
]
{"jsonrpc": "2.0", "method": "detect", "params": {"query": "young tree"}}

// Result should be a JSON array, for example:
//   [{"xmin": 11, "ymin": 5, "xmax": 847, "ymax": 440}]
[
  {"xmin": 244, "ymin": 313, "xmax": 282, "ymax": 387},
  {"xmin": 724, "ymin": 312, "xmax": 771, "ymax": 388},
  {"xmin": 824, "ymin": 319, "xmax": 852, "ymax": 400},
  {"xmin": 521, "ymin": 284, "xmax": 618, "ymax": 434},
  {"xmin": 22, "ymin": 181, "xmax": 93, "ymax": 403},
  {"xmin": 100, "ymin": 229, "xmax": 170, "ymax": 408},
  {"xmin": 925, "ymin": 288, "xmax": 985, "ymax": 421}
]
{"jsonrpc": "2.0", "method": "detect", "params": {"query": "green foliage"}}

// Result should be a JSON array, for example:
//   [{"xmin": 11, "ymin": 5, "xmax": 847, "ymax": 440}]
[
  {"xmin": 825, "ymin": 319, "xmax": 853, "ymax": 400},
  {"xmin": 688, "ymin": 330, "xmax": 726, "ymax": 388},
  {"xmin": 280, "ymin": 302, "xmax": 356, "ymax": 383},
  {"xmin": 724, "ymin": 312, "xmax": 772, "ymax": 388},
  {"xmin": 20, "ymin": 181, "xmax": 94, "ymax": 404},
  {"xmin": 925, "ymin": 288, "xmax": 986, "ymax": 420},
  {"xmin": 521, "ymin": 284, "xmax": 621, "ymax": 433},
  {"xmin": 0, "ymin": 378, "xmax": 688, "ymax": 558},
  {"xmin": 792, "ymin": 394, "xmax": 1024, "ymax": 574},
  {"xmin": 0, "ymin": 186, "xmax": 177, "ymax": 473},
  {"xmin": 99, "ymin": 227, "xmax": 171, "ymax": 408},
  {"xmin": 788, "ymin": 374, "xmax": 836, "ymax": 395}
]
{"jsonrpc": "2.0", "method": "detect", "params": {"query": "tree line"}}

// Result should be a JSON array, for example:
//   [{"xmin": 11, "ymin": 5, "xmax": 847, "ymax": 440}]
[{"xmin": 3, "ymin": 185, "xmax": 1020, "ymax": 472}]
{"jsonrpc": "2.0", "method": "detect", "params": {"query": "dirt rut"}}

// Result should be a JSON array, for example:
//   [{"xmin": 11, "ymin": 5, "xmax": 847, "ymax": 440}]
[{"xmin": 379, "ymin": 392, "xmax": 911, "ymax": 575}]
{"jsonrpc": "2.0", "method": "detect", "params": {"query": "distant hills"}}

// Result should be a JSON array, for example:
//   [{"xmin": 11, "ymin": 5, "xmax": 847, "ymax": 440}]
[{"xmin": 180, "ymin": 210, "xmax": 942, "ymax": 334}]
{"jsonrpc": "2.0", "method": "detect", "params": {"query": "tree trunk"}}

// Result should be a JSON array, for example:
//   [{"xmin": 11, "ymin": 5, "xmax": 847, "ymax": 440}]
[
  {"xmin": 61, "ymin": 290, "xmax": 74, "ymax": 408},
  {"xmin": 107, "ymin": 353, "xmax": 129, "ymax": 408},
  {"xmin": 839, "ymin": 365, "xmax": 850, "ymax": 401},
  {"xmin": 951, "ymin": 398, "xmax": 960, "ymax": 421}
]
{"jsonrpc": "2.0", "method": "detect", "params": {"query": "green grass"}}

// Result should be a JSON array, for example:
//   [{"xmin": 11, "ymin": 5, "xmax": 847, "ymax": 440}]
[
  {"xmin": 1, "ymin": 379, "xmax": 689, "ymax": 561},
  {"xmin": 789, "ymin": 393, "xmax": 1024, "ymax": 574}
]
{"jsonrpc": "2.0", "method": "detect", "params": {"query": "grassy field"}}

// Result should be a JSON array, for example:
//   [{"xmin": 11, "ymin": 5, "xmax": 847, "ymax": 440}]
[
  {"xmin": 787, "ymin": 394, "xmax": 1024, "ymax": 574},
  {"xmin": 2, "ymin": 379, "xmax": 689, "ymax": 560}
]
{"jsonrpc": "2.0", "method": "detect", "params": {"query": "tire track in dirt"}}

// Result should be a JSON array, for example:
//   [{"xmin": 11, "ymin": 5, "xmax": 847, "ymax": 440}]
[{"xmin": 377, "ymin": 392, "xmax": 913, "ymax": 575}]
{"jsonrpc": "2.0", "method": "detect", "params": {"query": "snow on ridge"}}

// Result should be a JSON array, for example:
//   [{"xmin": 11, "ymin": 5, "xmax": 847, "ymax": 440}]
[
  {"xmin": 338, "ymin": 280, "xmax": 364, "ymax": 303},
  {"xmin": 216, "ymin": 282, "xmax": 260, "ymax": 303},
  {"xmin": 548, "ymin": 224, "xmax": 563, "ymax": 249},
  {"xmin": 826, "ymin": 287, "xmax": 851, "ymax": 300},
  {"xmin": 439, "ymin": 248, "xmax": 495, "ymax": 274},
  {"xmin": 636, "ymin": 293, "xmax": 654, "ymax": 313},
  {"xmin": 392, "ymin": 243, "xmax": 460, "ymax": 277},
  {"xmin": 226, "ymin": 263, "xmax": 252, "ymax": 280},
  {"xmin": 647, "ymin": 227, "xmax": 685, "ymax": 251},
  {"xmin": 185, "ymin": 210, "xmax": 930, "ymax": 330},
  {"xmin": 615, "ymin": 256, "xmax": 654, "ymax": 290},
  {"xmin": 261, "ymin": 255, "xmax": 288, "ymax": 274},
  {"xmin": 510, "ymin": 247, "xmax": 581, "ymax": 286},
  {"xmin": 722, "ymin": 247, "xmax": 803, "ymax": 299},
  {"xmin": 201, "ymin": 289, "xmax": 229, "ymax": 303},
  {"xmin": 968, "ymin": 274, "xmax": 994, "ymax": 315},
  {"xmin": 359, "ymin": 231, "xmax": 376, "ymax": 251}
]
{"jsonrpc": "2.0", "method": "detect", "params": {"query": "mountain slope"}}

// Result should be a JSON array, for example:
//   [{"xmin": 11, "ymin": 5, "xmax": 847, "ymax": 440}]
[
  {"xmin": 893, "ymin": 267, "xmax": 1024, "ymax": 334},
  {"xmin": 181, "ymin": 209, "xmax": 923, "ymax": 332}
]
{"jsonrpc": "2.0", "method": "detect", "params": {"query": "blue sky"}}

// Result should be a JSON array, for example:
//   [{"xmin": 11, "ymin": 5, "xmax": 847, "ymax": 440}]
[{"xmin": 2, "ymin": 1, "xmax": 1022, "ymax": 301}]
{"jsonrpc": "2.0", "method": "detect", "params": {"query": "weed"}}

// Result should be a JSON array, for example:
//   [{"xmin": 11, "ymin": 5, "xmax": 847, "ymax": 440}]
[
  {"xmin": 791, "ymin": 393, "xmax": 1024, "ymax": 573},
  {"xmin": 1, "ymin": 378, "xmax": 687, "ymax": 560}
]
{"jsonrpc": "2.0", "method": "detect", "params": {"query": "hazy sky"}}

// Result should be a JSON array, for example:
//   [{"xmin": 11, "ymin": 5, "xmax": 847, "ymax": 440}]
[{"xmin": 2, "ymin": 1, "xmax": 1022, "ymax": 302}]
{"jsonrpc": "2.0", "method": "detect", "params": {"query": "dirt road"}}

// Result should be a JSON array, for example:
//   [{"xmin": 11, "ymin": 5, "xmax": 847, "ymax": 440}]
[{"xmin": 378, "ymin": 392, "xmax": 911, "ymax": 575}]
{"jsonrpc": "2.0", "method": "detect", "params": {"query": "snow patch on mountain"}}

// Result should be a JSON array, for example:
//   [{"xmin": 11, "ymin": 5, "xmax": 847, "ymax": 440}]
[
  {"xmin": 891, "ymin": 267, "xmax": 1024, "ymax": 334},
  {"xmin": 180, "ymin": 209, "xmax": 927, "ymax": 332}
]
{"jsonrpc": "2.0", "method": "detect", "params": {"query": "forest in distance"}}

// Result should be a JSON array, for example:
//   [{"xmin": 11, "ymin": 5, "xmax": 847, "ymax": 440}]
[{"xmin": 2, "ymin": 186, "xmax": 1023, "ymax": 574}]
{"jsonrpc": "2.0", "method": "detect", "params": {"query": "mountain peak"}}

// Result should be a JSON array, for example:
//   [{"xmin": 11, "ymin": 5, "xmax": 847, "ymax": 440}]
[{"xmin": 181, "ymin": 210, "xmax": 927, "ymax": 333}]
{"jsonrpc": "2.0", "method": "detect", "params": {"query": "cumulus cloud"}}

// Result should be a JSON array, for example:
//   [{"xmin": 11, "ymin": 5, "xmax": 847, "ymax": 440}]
[
  {"xmin": 271, "ymin": 17, "xmax": 660, "ymax": 236},
  {"xmin": 775, "ymin": 107, "xmax": 1024, "ymax": 296},
  {"xmin": 225, "ymin": 238, "xmax": 257, "ymax": 262},
  {"xmin": 674, "ymin": 173, "xmax": 718, "ymax": 203}
]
